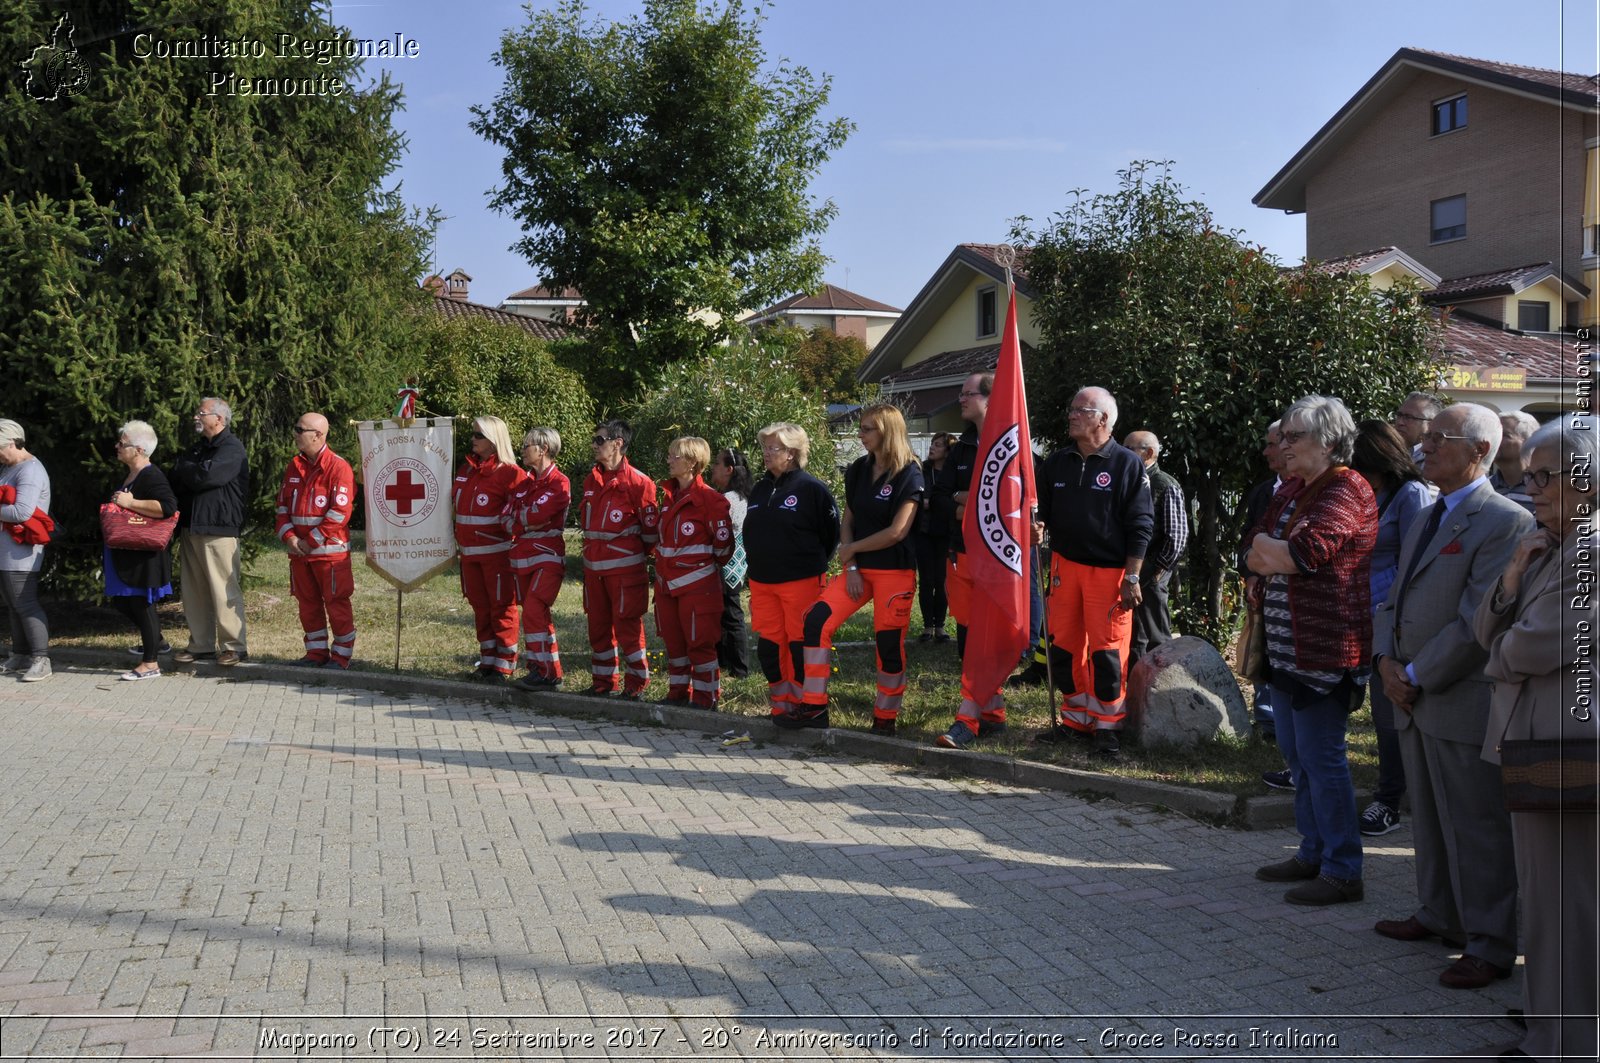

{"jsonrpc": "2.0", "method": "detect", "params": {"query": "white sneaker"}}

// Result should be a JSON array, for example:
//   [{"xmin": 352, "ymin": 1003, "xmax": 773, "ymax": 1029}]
[{"xmin": 19, "ymin": 657, "xmax": 52, "ymax": 682}]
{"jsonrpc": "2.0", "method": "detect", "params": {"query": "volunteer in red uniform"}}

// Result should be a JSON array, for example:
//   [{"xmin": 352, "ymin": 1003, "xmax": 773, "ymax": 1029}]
[
  {"xmin": 453, "ymin": 416, "xmax": 526, "ymax": 682},
  {"xmin": 792, "ymin": 403, "xmax": 923, "ymax": 733},
  {"xmin": 276, "ymin": 412, "xmax": 357, "ymax": 668},
  {"xmin": 744, "ymin": 423, "xmax": 839, "ymax": 721},
  {"xmin": 653, "ymin": 437, "xmax": 733, "ymax": 708},
  {"xmin": 580, "ymin": 420, "xmax": 658, "ymax": 698},
  {"xmin": 505, "ymin": 427, "xmax": 571, "ymax": 691}
]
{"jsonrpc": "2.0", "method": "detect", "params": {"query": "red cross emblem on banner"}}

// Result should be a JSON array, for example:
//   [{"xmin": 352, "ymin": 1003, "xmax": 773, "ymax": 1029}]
[
  {"xmin": 386, "ymin": 470, "xmax": 426, "ymax": 515},
  {"xmin": 374, "ymin": 457, "xmax": 439, "ymax": 528}
]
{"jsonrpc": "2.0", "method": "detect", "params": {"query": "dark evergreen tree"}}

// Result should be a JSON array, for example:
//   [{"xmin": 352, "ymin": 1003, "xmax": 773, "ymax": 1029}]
[{"xmin": 0, "ymin": 1, "xmax": 435, "ymax": 589}]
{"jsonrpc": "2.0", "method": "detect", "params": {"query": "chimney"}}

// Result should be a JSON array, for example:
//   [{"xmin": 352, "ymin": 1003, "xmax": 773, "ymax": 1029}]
[
  {"xmin": 422, "ymin": 273, "xmax": 444, "ymax": 296},
  {"xmin": 445, "ymin": 268, "xmax": 472, "ymax": 302}
]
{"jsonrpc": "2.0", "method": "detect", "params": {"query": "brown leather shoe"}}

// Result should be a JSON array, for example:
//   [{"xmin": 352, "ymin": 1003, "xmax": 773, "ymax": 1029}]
[
  {"xmin": 216, "ymin": 650, "xmax": 241, "ymax": 666},
  {"xmin": 1255, "ymin": 856, "xmax": 1319, "ymax": 882},
  {"xmin": 1439, "ymin": 955, "xmax": 1513, "ymax": 990},
  {"xmin": 1375, "ymin": 916, "xmax": 1467, "ymax": 948}
]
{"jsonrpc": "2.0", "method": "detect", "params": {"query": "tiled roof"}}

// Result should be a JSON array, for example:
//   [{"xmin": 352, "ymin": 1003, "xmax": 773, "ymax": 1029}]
[
  {"xmin": 961, "ymin": 243, "xmax": 1033, "ymax": 287},
  {"xmin": 1424, "ymin": 262, "xmax": 1588, "ymax": 302},
  {"xmin": 504, "ymin": 284, "xmax": 584, "ymax": 301},
  {"xmin": 880, "ymin": 341, "xmax": 1035, "ymax": 387},
  {"xmin": 1404, "ymin": 48, "xmax": 1598, "ymax": 103},
  {"xmin": 1256, "ymin": 47, "xmax": 1598, "ymax": 211},
  {"xmin": 1300, "ymin": 247, "xmax": 1404, "ymax": 275},
  {"xmin": 429, "ymin": 295, "xmax": 576, "ymax": 341},
  {"xmin": 753, "ymin": 283, "xmax": 900, "ymax": 318},
  {"xmin": 1441, "ymin": 309, "xmax": 1566, "ymax": 379}
]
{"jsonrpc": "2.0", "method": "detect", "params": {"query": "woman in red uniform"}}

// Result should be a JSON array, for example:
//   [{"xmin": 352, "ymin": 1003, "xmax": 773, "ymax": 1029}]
[
  {"xmin": 652, "ymin": 437, "xmax": 733, "ymax": 708},
  {"xmin": 791, "ymin": 403, "xmax": 923, "ymax": 734},
  {"xmin": 453, "ymin": 416, "xmax": 527, "ymax": 681},
  {"xmin": 505, "ymin": 427, "xmax": 571, "ymax": 691}
]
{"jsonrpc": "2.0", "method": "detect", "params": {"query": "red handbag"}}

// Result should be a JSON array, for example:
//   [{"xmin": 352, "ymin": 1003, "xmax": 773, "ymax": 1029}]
[{"xmin": 99, "ymin": 503, "xmax": 179, "ymax": 550}]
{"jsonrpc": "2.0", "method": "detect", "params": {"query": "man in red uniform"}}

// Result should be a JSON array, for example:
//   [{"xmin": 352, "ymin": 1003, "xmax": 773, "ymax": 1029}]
[
  {"xmin": 580, "ymin": 420, "xmax": 658, "ymax": 698},
  {"xmin": 276, "ymin": 412, "xmax": 356, "ymax": 668},
  {"xmin": 653, "ymin": 437, "xmax": 732, "ymax": 707}
]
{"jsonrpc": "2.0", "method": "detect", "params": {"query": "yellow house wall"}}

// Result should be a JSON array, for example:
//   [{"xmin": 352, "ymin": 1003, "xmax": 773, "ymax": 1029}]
[{"xmin": 903, "ymin": 274, "xmax": 1041, "ymax": 369}]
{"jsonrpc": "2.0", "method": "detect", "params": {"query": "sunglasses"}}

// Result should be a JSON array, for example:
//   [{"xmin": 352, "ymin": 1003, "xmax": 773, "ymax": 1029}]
[{"xmin": 591, "ymin": 434, "xmax": 618, "ymax": 446}]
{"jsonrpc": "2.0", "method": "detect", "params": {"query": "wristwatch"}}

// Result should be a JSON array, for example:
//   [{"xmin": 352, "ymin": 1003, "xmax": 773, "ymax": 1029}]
[{"xmin": 1121, "ymin": 573, "xmax": 1140, "ymax": 585}]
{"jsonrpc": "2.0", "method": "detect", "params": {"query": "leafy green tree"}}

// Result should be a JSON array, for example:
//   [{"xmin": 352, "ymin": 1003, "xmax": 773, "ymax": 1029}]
[
  {"xmin": 471, "ymin": 0, "xmax": 853, "ymax": 389},
  {"xmin": 407, "ymin": 314, "xmax": 595, "ymax": 477},
  {"xmin": 623, "ymin": 333, "xmax": 840, "ymax": 493},
  {"xmin": 0, "ymin": 1, "xmax": 434, "ymax": 591},
  {"xmin": 1016, "ymin": 161, "xmax": 1443, "ymax": 636},
  {"xmin": 759, "ymin": 325, "xmax": 870, "ymax": 405}
]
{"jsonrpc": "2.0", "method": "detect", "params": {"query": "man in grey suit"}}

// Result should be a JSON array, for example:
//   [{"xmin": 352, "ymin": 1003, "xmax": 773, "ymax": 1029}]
[{"xmin": 1372, "ymin": 402, "xmax": 1534, "ymax": 989}]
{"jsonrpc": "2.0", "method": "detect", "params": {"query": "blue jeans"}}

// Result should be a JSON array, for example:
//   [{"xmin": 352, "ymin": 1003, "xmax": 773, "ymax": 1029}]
[{"xmin": 1272, "ymin": 676, "xmax": 1363, "ymax": 880}]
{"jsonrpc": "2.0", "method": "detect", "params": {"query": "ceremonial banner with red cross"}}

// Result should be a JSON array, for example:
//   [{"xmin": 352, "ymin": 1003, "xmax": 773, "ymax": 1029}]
[{"xmin": 357, "ymin": 417, "xmax": 457, "ymax": 591}]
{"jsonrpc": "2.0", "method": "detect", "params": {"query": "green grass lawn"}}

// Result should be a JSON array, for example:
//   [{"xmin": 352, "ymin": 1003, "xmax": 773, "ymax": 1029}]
[{"xmin": 47, "ymin": 531, "xmax": 1380, "ymax": 799}]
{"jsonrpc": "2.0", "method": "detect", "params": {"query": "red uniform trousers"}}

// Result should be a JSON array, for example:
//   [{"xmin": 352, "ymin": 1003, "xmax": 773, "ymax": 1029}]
[
  {"xmin": 653, "ymin": 584, "xmax": 723, "ymax": 707},
  {"xmin": 944, "ymin": 553, "xmax": 1008, "ymax": 730},
  {"xmin": 513, "ymin": 564, "xmax": 564, "ymax": 681},
  {"xmin": 749, "ymin": 576, "xmax": 825, "ymax": 718},
  {"xmin": 1047, "ymin": 555, "xmax": 1133, "ymax": 732},
  {"xmin": 461, "ymin": 554, "xmax": 518, "ymax": 676},
  {"xmin": 290, "ymin": 556, "xmax": 355, "ymax": 667},
  {"xmin": 584, "ymin": 567, "xmax": 649, "ymax": 695},
  {"xmin": 800, "ymin": 568, "xmax": 916, "ymax": 722}
]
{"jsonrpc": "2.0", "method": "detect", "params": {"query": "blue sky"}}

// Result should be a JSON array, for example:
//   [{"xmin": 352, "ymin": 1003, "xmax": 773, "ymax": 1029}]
[{"xmin": 332, "ymin": 0, "xmax": 1598, "ymax": 311}]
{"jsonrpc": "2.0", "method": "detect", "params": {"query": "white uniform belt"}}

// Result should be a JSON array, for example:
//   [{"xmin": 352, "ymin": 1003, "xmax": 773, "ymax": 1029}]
[
  {"xmin": 456, "ymin": 514, "xmax": 502, "ymax": 526},
  {"xmin": 586, "ymin": 553, "xmax": 644, "ymax": 571},
  {"xmin": 461, "ymin": 542, "xmax": 513, "ymax": 556},
  {"xmin": 657, "ymin": 544, "xmax": 712, "ymax": 558},
  {"xmin": 665, "ymin": 565, "xmax": 715, "ymax": 590}
]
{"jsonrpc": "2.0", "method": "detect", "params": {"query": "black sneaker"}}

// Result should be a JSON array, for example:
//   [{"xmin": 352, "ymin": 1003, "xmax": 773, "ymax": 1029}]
[
  {"xmin": 515, "ymin": 673, "xmax": 558, "ymax": 691},
  {"xmin": 1262, "ymin": 768, "xmax": 1294, "ymax": 791},
  {"xmin": 1092, "ymin": 730, "xmax": 1120, "ymax": 759},
  {"xmin": 869, "ymin": 718, "xmax": 897, "ymax": 736},
  {"xmin": 1006, "ymin": 662, "xmax": 1047, "ymax": 688},
  {"xmin": 976, "ymin": 720, "xmax": 1007, "ymax": 739},
  {"xmin": 1359, "ymin": 801, "xmax": 1402, "ymax": 836},
  {"xmin": 128, "ymin": 642, "xmax": 173, "ymax": 656}
]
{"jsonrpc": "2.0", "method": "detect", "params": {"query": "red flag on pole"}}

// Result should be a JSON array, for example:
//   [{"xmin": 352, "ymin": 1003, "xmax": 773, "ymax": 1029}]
[{"xmin": 959, "ymin": 285, "xmax": 1036, "ymax": 705}]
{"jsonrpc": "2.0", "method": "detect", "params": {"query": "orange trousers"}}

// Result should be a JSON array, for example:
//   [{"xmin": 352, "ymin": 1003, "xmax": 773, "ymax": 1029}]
[
  {"xmin": 1047, "ymin": 555, "xmax": 1133, "ymax": 732},
  {"xmin": 749, "ymin": 576, "xmax": 826, "ymax": 716},
  {"xmin": 801, "ymin": 568, "xmax": 916, "ymax": 721},
  {"xmin": 462, "ymin": 555, "xmax": 518, "ymax": 675}
]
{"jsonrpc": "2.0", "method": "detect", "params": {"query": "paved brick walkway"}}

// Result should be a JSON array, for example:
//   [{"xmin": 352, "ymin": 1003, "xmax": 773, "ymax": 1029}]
[{"xmin": 0, "ymin": 664, "xmax": 1523, "ymax": 1059}]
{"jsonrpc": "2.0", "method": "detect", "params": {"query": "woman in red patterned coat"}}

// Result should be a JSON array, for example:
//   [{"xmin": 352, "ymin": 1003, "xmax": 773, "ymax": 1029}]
[
  {"xmin": 653, "ymin": 437, "xmax": 733, "ymax": 708},
  {"xmin": 453, "ymin": 416, "xmax": 527, "ymax": 681},
  {"xmin": 1245, "ymin": 395, "xmax": 1377, "ymax": 907}
]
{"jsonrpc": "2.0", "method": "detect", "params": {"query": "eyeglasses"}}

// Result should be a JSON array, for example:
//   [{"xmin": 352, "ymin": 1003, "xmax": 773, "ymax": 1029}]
[
  {"xmin": 1421, "ymin": 431, "xmax": 1474, "ymax": 448},
  {"xmin": 470, "ymin": 431, "xmax": 487, "ymax": 441},
  {"xmin": 1068, "ymin": 406, "xmax": 1100, "ymax": 418},
  {"xmin": 114, "ymin": 441, "xmax": 133, "ymax": 450},
  {"xmin": 1393, "ymin": 410, "xmax": 1432, "ymax": 425},
  {"xmin": 1520, "ymin": 468, "xmax": 1569, "ymax": 490},
  {"xmin": 1279, "ymin": 429, "xmax": 1309, "ymax": 445},
  {"xmin": 665, "ymin": 452, "xmax": 683, "ymax": 462},
  {"xmin": 293, "ymin": 425, "xmax": 317, "ymax": 435},
  {"xmin": 591, "ymin": 435, "xmax": 617, "ymax": 446},
  {"xmin": 761, "ymin": 444, "xmax": 789, "ymax": 455}
]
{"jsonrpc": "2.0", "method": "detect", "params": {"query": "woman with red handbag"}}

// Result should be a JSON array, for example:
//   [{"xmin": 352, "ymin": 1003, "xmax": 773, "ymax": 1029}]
[
  {"xmin": 105, "ymin": 421, "xmax": 178, "ymax": 681},
  {"xmin": 0, "ymin": 418, "xmax": 51, "ymax": 682}
]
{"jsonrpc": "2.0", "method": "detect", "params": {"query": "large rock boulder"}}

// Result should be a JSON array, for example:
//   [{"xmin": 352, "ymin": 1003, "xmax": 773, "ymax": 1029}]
[{"xmin": 1125, "ymin": 636, "xmax": 1250, "ymax": 747}]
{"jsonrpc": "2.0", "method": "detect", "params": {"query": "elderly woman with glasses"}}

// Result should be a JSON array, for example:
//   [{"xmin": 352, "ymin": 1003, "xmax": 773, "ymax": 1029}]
[
  {"xmin": 1246, "ymin": 395, "xmax": 1377, "ymax": 907},
  {"xmin": 744, "ymin": 423, "xmax": 839, "ymax": 723},
  {"xmin": 105, "ymin": 421, "xmax": 179, "ymax": 681},
  {"xmin": 0, "ymin": 419, "xmax": 53, "ymax": 682},
  {"xmin": 454, "ymin": 415, "xmax": 527, "ymax": 681},
  {"xmin": 653, "ymin": 437, "xmax": 733, "ymax": 708},
  {"xmin": 1470, "ymin": 414, "xmax": 1598, "ymax": 1062},
  {"xmin": 505, "ymin": 428, "xmax": 571, "ymax": 690}
]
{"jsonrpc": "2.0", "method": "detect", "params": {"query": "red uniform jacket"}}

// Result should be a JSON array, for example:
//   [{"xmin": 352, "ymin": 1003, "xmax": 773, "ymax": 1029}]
[
  {"xmin": 504, "ymin": 463, "xmax": 571, "ymax": 572},
  {"xmin": 653, "ymin": 476, "xmax": 732, "ymax": 597},
  {"xmin": 580, "ymin": 459, "xmax": 658, "ymax": 574},
  {"xmin": 453, "ymin": 454, "xmax": 526, "ymax": 559},
  {"xmin": 276, "ymin": 446, "xmax": 355, "ymax": 558}
]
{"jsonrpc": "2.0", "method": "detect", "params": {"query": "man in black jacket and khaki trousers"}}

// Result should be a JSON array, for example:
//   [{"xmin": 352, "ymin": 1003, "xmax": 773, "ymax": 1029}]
[{"xmin": 170, "ymin": 397, "xmax": 250, "ymax": 666}]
